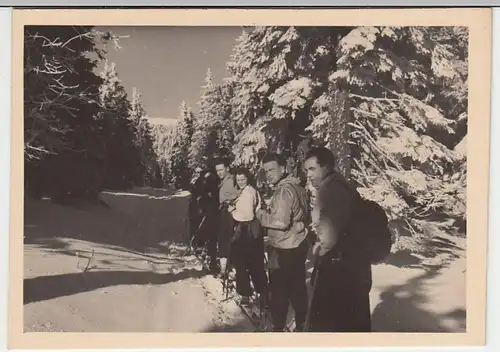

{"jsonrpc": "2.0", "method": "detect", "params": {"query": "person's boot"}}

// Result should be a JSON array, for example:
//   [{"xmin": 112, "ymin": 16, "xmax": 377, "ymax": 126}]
[
  {"xmin": 239, "ymin": 296, "xmax": 250, "ymax": 306},
  {"xmin": 208, "ymin": 258, "xmax": 219, "ymax": 276},
  {"xmin": 200, "ymin": 249, "xmax": 207, "ymax": 261},
  {"xmin": 293, "ymin": 322, "xmax": 305, "ymax": 332},
  {"xmin": 194, "ymin": 245, "xmax": 203, "ymax": 256}
]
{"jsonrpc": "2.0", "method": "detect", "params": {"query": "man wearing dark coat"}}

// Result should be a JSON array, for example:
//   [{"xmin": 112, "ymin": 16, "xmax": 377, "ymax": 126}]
[{"xmin": 304, "ymin": 146, "xmax": 372, "ymax": 332}]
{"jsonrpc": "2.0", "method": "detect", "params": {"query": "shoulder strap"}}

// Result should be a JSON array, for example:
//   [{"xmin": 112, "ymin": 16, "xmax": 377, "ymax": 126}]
[
  {"xmin": 322, "ymin": 174, "xmax": 361, "ymax": 234},
  {"xmin": 257, "ymin": 188, "xmax": 264, "ymax": 208}
]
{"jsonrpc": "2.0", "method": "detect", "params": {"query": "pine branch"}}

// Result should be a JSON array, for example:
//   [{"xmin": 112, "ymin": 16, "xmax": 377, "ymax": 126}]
[
  {"xmin": 25, "ymin": 144, "xmax": 51, "ymax": 154},
  {"xmin": 350, "ymin": 93, "xmax": 399, "ymax": 105},
  {"xmin": 349, "ymin": 120, "xmax": 405, "ymax": 172}
]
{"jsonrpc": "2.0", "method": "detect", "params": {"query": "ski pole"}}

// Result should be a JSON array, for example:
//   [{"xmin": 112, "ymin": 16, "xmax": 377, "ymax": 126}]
[
  {"xmin": 222, "ymin": 254, "xmax": 231, "ymax": 299},
  {"xmin": 304, "ymin": 255, "xmax": 321, "ymax": 332},
  {"xmin": 190, "ymin": 214, "xmax": 207, "ymax": 249},
  {"xmin": 183, "ymin": 215, "xmax": 190, "ymax": 252},
  {"xmin": 222, "ymin": 217, "xmax": 235, "ymax": 299},
  {"xmin": 260, "ymin": 245, "xmax": 270, "ymax": 329}
]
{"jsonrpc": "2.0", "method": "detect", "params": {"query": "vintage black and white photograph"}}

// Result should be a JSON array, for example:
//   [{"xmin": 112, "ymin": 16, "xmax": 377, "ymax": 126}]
[{"xmin": 21, "ymin": 20, "xmax": 472, "ymax": 335}]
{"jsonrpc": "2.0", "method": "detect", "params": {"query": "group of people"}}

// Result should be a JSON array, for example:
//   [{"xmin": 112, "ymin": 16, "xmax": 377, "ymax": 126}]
[{"xmin": 188, "ymin": 146, "xmax": 373, "ymax": 333}]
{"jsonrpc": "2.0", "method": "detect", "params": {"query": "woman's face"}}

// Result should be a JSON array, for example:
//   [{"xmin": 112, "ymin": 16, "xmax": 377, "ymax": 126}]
[{"xmin": 236, "ymin": 173, "xmax": 248, "ymax": 189}]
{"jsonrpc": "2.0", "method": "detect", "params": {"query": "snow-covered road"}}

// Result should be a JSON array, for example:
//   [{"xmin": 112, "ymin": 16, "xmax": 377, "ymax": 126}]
[{"xmin": 23, "ymin": 187, "xmax": 466, "ymax": 333}]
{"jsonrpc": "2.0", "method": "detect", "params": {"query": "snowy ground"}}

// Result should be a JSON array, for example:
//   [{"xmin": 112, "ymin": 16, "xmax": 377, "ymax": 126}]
[{"xmin": 23, "ymin": 187, "xmax": 466, "ymax": 333}]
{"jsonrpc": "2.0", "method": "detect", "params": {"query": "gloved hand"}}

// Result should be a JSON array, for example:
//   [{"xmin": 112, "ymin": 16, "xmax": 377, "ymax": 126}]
[{"xmin": 311, "ymin": 242, "xmax": 326, "ymax": 267}]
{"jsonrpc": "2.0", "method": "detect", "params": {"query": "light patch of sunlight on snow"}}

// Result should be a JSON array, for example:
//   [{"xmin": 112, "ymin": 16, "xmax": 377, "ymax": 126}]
[
  {"xmin": 386, "ymin": 169, "xmax": 429, "ymax": 195},
  {"xmin": 340, "ymin": 27, "xmax": 378, "ymax": 54},
  {"xmin": 102, "ymin": 190, "xmax": 190, "ymax": 200},
  {"xmin": 431, "ymin": 45, "xmax": 459, "ymax": 79},
  {"xmin": 454, "ymin": 135, "xmax": 467, "ymax": 159},
  {"xmin": 402, "ymin": 94, "xmax": 455, "ymax": 134},
  {"xmin": 269, "ymin": 77, "xmax": 313, "ymax": 109}
]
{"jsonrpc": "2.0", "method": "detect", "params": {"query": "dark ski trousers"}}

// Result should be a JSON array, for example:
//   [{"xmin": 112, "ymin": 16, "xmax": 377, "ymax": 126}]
[
  {"xmin": 204, "ymin": 231, "xmax": 218, "ymax": 268},
  {"xmin": 217, "ymin": 207, "xmax": 235, "ymax": 259},
  {"xmin": 309, "ymin": 255, "xmax": 372, "ymax": 332},
  {"xmin": 230, "ymin": 222, "xmax": 268, "ymax": 296},
  {"xmin": 268, "ymin": 238, "xmax": 309, "ymax": 331}
]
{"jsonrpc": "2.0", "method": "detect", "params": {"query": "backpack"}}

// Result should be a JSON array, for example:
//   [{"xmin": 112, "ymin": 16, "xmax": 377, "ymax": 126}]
[
  {"xmin": 347, "ymin": 195, "xmax": 393, "ymax": 264},
  {"xmin": 330, "ymin": 175, "xmax": 393, "ymax": 265}
]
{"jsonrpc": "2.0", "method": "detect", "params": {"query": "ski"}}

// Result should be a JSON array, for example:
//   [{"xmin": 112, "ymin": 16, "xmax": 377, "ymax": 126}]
[
  {"xmin": 189, "ymin": 246, "xmax": 272, "ymax": 331},
  {"xmin": 221, "ymin": 270, "xmax": 270, "ymax": 331},
  {"xmin": 185, "ymin": 212, "xmax": 295, "ymax": 332}
]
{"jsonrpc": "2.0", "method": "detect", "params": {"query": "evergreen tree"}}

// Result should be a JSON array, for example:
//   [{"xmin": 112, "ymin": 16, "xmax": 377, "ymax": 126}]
[
  {"xmin": 223, "ymin": 25, "xmax": 467, "ymax": 253},
  {"xmin": 215, "ymin": 80, "xmax": 236, "ymax": 162},
  {"xmin": 151, "ymin": 122, "xmax": 177, "ymax": 185},
  {"xmin": 98, "ymin": 60, "xmax": 139, "ymax": 191},
  {"xmin": 24, "ymin": 26, "xmax": 112, "ymax": 200},
  {"xmin": 326, "ymin": 26, "xmax": 468, "ymax": 251},
  {"xmin": 189, "ymin": 68, "xmax": 218, "ymax": 169},
  {"xmin": 129, "ymin": 87, "xmax": 160, "ymax": 187},
  {"xmin": 170, "ymin": 101, "xmax": 194, "ymax": 189},
  {"xmin": 189, "ymin": 69, "xmax": 236, "ymax": 170},
  {"xmin": 227, "ymin": 26, "xmax": 351, "ymax": 171}
]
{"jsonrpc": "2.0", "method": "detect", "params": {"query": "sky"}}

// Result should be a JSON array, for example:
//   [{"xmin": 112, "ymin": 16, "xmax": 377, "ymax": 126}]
[{"xmin": 96, "ymin": 26, "xmax": 243, "ymax": 126}]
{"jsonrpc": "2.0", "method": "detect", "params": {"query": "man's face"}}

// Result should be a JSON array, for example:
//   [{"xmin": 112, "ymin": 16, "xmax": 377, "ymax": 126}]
[
  {"xmin": 262, "ymin": 160, "xmax": 285, "ymax": 186},
  {"xmin": 215, "ymin": 164, "xmax": 227, "ymax": 180},
  {"xmin": 304, "ymin": 156, "xmax": 328, "ymax": 189}
]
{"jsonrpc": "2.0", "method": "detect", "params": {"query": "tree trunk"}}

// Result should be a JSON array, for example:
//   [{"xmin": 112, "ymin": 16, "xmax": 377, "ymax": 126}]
[{"xmin": 328, "ymin": 89, "xmax": 352, "ymax": 180}]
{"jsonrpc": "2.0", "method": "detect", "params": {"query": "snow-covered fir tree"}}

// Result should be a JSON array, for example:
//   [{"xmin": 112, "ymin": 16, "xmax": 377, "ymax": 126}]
[
  {"xmin": 98, "ymin": 60, "xmax": 140, "ymax": 190},
  {"xmin": 219, "ymin": 25, "xmax": 467, "ymax": 254},
  {"xmin": 189, "ymin": 69, "xmax": 236, "ymax": 170},
  {"xmin": 151, "ymin": 122, "xmax": 177, "ymax": 185},
  {"xmin": 226, "ymin": 26, "xmax": 351, "ymax": 177},
  {"xmin": 24, "ymin": 26, "xmax": 107, "ymax": 200},
  {"xmin": 170, "ymin": 101, "xmax": 195, "ymax": 189},
  {"xmin": 324, "ymin": 26, "xmax": 468, "ymax": 251},
  {"xmin": 189, "ymin": 68, "xmax": 219, "ymax": 169},
  {"xmin": 215, "ymin": 80, "xmax": 236, "ymax": 163},
  {"xmin": 129, "ymin": 87, "xmax": 161, "ymax": 187}
]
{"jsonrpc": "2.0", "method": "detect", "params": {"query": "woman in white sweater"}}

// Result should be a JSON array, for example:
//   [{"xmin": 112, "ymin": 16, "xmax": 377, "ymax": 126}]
[{"xmin": 227, "ymin": 166, "xmax": 268, "ymax": 306}]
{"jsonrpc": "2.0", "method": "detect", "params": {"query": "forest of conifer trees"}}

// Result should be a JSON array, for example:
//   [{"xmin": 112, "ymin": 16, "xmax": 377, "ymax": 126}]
[
  {"xmin": 24, "ymin": 25, "xmax": 468, "ymax": 254},
  {"xmin": 24, "ymin": 26, "xmax": 163, "ymax": 202}
]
